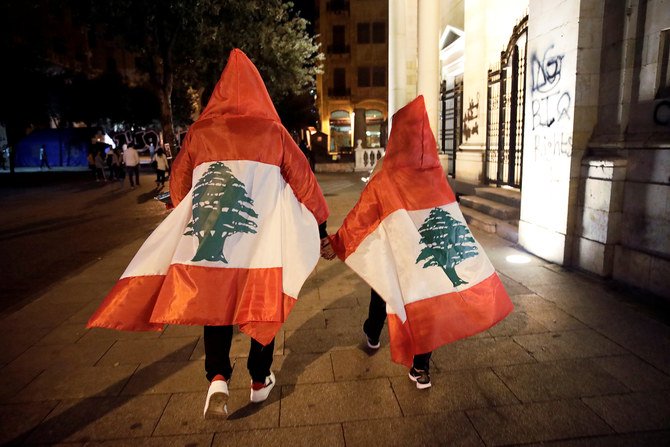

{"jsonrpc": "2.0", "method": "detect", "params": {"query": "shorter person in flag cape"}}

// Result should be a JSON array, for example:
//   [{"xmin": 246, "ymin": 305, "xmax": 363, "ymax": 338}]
[
  {"xmin": 87, "ymin": 49, "xmax": 335, "ymax": 417},
  {"xmin": 330, "ymin": 96, "xmax": 513, "ymax": 388}
]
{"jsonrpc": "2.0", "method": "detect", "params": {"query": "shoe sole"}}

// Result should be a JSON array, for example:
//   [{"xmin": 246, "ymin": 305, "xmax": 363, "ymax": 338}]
[
  {"xmin": 408, "ymin": 372, "xmax": 432, "ymax": 389},
  {"xmin": 204, "ymin": 391, "xmax": 229, "ymax": 418}
]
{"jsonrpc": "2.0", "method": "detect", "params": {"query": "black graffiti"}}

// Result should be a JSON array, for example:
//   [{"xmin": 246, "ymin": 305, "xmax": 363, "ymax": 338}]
[
  {"xmin": 463, "ymin": 94, "xmax": 479, "ymax": 140},
  {"xmin": 533, "ymin": 132, "xmax": 572, "ymax": 160},
  {"xmin": 531, "ymin": 45, "xmax": 564, "ymax": 94},
  {"xmin": 653, "ymin": 100, "xmax": 670, "ymax": 125},
  {"xmin": 532, "ymin": 91, "xmax": 571, "ymax": 129}
]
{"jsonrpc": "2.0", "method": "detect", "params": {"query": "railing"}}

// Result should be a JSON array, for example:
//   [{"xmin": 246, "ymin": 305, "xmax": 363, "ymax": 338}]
[{"xmin": 355, "ymin": 147, "xmax": 385, "ymax": 172}]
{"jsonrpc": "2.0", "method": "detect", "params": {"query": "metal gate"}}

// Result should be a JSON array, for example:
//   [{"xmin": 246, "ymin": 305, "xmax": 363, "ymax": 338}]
[
  {"xmin": 485, "ymin": 16, "xmax": 528, "ymax": 189},
  {"xmin": 439, "ymin": 77, "xmax": 463, "ymax": 177}
]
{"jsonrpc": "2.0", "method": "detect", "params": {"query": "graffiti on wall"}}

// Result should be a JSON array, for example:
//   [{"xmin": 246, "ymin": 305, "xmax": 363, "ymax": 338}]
[
  {"xmin": 112, "ymin": 129, "xmax": 160, "ymax": 149},
  {"xmin": 530, "ymin": 44, "xmax": 573, "ymax": 159},
  {"xmin": 463, "ymin": 93, "xmax": 480, "ymax": 140},
  {"xmin": 530, "ymin": 45, "xmax": 572, "ymax": 131}
]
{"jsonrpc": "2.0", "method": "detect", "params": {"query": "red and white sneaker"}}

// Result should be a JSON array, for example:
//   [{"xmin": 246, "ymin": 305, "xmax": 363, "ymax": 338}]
[
  {"xmin": 250, "ymin": 371, "xmax": 276, "ymax": 403},
  {"xmin": 204, "ymin": 375, "xmax": 229, "ymax": 418}
]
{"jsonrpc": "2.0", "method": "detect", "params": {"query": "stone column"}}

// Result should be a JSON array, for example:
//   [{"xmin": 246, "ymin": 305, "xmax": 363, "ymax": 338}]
[
  {"xmin": 354, "ymin": 108, "xmax": 367, "ymax": 148},
  {"xmin": 417, "ymin": 0, "xmax": 440, "ymax": 138},
  {"xmin": 388, "ymin": 0, "xmax": 407, "ymax": 129}
]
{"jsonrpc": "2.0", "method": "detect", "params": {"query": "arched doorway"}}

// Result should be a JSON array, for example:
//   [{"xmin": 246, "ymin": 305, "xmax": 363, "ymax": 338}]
[
  {"xmin": 329, "ymin": 110, "xmax": 351, "ymax": 153},
  {"xmin": 365, "ymin": 109, "xmax": 383, "ymax": 147}
]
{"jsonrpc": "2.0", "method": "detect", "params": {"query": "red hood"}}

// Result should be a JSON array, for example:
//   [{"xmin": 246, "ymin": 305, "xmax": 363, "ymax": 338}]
[
  {"xmin": 383, "ymin": 95, "xmax": 439, "ymax": 170},
  {"xmin": 198, "ymin": 49, "xmax": 280, "ymax": 123}
]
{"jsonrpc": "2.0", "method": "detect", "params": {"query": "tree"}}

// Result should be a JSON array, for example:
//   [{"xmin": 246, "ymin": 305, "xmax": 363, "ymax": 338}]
[
  {"xmin": 184, "ymin": 162, "xmax": 258, "ymax": 262},
  {"xmin": 415, "ymin": 207, "xmax": 479, "ymax": 287},
  {"xmin": 84, "ymin": 0, "xmax": 323, "ymax": 153}
]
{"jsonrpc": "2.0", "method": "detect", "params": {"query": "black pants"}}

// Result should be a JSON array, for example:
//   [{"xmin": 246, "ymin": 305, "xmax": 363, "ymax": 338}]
[
  {"xmin": 364, "ymin": 289, "xmax": 432, "ymax": 371},
  {"xmin": 204, "ymin": 325, "xmax": 275, "ymax": 383},
  {"xmin": 126, "ymin": 165, "xmax": 140, "ymax": 186},
  {"xmin": 156, "ymin": 169, "xmax": 166, "ymax": 185}
]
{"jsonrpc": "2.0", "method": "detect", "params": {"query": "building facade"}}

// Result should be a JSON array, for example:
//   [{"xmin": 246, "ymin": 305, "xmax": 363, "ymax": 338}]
[
  {"xmin": 315, "ymin": 0, "xmax": 389, "ymax": 155},
  {"xmin": 390, "ymin": 0, "xmax": 670, "ymax": 300}
]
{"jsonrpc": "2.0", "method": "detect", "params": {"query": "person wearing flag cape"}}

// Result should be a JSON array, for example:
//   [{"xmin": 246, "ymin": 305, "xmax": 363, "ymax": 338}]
[
  {"xmin": 88, "ymin": 49, "xmax": 335, "ymax": 417},
  {"xmin": 330, "ymin": 96, "xmax": 513, "ymax": 388}
]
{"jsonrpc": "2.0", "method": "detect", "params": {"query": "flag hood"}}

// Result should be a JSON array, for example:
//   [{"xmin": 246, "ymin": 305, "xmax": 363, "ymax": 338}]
[
  {"xmin": 198, "ymin": 49, "xmax": 281, "ymax": 123},
  {"xmin": 384, "ymin": 95, "xmax": 439, "ymax": 170}
]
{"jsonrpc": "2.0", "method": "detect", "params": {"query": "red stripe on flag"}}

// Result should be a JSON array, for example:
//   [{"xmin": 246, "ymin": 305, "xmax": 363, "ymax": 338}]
[
  {"xmin": 87, "ymin": 265, "xmax": 297, "ymax": 346},
  {"xmin": 386, "ymin": 273, "xmax": 513, "ymax": 367}
]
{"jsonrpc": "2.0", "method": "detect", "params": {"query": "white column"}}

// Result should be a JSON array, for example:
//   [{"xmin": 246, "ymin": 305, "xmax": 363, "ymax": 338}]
[
  {"xmin": 417, "ymin": 0, "xmax": 440, "ymax": 139},
  {"xmin": 388, "ymin": 0, "xmax": 407, "ymax": 131}
]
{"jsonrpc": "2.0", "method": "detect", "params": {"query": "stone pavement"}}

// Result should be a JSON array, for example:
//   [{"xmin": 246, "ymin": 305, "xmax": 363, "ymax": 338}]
[{"xmin": 1, "ymin": 171, "xmax": 669, "ymax": 446}]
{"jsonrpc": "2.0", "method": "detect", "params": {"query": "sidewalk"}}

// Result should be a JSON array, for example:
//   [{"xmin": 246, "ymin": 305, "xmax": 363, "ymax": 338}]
[{"xmin": 1, "ymin": 172, "xmax": 669, "ymax": 446}]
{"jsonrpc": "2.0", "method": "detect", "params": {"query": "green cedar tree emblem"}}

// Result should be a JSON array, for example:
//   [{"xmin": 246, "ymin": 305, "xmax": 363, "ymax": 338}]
[
  {"xmin": 415, "ymin": 207, "xmax": 479, "ymax": 286},
  {"xmin": 184, "ymin": 162, "xmax": 258, "ymax": 262}
]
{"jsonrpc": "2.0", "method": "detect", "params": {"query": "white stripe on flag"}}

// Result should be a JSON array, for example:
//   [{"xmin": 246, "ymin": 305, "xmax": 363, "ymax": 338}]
[{"xmin": 345, "ymin": 202, "xmax": 495, "ymax": 322}]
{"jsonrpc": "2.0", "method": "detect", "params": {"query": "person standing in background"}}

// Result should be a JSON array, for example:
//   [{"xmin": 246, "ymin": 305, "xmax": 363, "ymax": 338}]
[{"xmin": 123, "ymin": 143, "xmax": 140, "ymax": 188}]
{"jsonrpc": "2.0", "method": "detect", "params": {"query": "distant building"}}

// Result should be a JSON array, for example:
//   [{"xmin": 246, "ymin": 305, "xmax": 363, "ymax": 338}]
[{"xmin": 315, "ymin": 0, "xmax": 389, "ymax": 156}]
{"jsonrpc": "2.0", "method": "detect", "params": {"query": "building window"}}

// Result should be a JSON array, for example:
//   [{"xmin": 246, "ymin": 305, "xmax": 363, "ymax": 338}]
[
  {"xmin": 372, "ymin": 22, "xmax": 386, "ymax": 44},
  {"xmin": 357, "ymin": 23, "xmax": 370, "ymax": 44},
  {"xmin": 372, "ymin": 66, "xmax": 386, "ymax": 87},
  {"xmin": 358, "ymin": 67, "xmax": 371, "ymax": 87},
  {"xmin": 330, "ymin": 110, "xmax": 352, "ymax": 152},
  {"xmin": 658, "ymin": 28, "xmax": 670, "ymax": 98},
  {"xmin": 365, "ymin": 109, "xmax": 383, "ymax": 147}
]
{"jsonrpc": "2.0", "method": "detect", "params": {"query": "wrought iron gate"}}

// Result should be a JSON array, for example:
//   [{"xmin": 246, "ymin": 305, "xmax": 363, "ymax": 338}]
[
  {"xmin": 439, "ymin": 77, "xmax": 463, "ymax": 177},
  {"xmin": 485, "ymin": 16, "xmax": 528, "ymax": 189}
]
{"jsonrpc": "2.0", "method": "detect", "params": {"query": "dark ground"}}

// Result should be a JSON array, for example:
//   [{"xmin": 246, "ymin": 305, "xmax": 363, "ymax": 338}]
[{"xmin": 0, "ymin": 169, "xmax": 166, "ymax": 316}]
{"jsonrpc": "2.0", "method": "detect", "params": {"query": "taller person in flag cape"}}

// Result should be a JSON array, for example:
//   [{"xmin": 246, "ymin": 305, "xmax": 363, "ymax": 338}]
[
  {"xmin": 331, "ymin": 96, "xmax": 513, "ymax": 375},
  {"xmin": 87, "ymin": 49, "xmax": 333, "ymax": 416}
]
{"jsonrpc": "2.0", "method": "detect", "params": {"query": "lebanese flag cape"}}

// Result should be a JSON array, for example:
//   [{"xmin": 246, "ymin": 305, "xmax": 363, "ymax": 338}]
[
  {"xmin": 331, "ymin": 96, "xmax": 513, "ymax": 367},
  {"xmin": 87, "ymin": 49, "xmax": 329, "ymax": 345}
]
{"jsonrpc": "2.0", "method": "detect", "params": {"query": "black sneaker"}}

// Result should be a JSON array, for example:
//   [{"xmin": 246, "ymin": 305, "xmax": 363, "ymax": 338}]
[
  {"xmin": 363, "ymin": 329, "xmax": 380, "ymax": 349},
  {"xmin": 408, "ymin": 367, "xmax": 431, "ymax": 389}
]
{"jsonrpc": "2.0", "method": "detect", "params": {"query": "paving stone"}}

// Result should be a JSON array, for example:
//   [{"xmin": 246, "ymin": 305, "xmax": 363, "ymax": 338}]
[
  {"xmin": 0, "ymin": 363, "xmax": 44, "ymax": 403},
  {"xmin": 493, "ymin": 358, "xmax": 629, "ymax": 402},
  {"xmin": 46, "ymin": 279, "xmax": 116, "ymax": 306},
  {"xmin": 66, "ymin": 300, "xmax": 110, "ymax": 324},
  {"xmin": 10, "ymin": 364, "xmax": 136, "ymax": 402},
  {"xmin": 331, "ymin": 347, "xmax": 404, "ymax": 381},
  {"xmin": 159, "ymin": 324, "xmax": 204, "ymax": 338},
  {"xmin": 26, "ymin": 394, "xmax": 170, "ymax": 444},
  {"xmin": 2, "ymin": 300, "xmax": 88, "ymax": 330},
  {"xmin": 284, "ymin": 326, "xmax": 365, "ymax": 354},
  {"xmin": 213, "ymin": 424, "xmax": 345, "ymax": 447},
  {"xmin": 80, "ymin": 434, "xmax": 214, "ymax": 446},
  {"xmin": 431, "ymin": 337, "xmax": 535, "ymax": 371},
  {"xmin": 279, "ymin": 379, "xmax": 401, "ymax": 426},
  {"xmin": 39, "ymin": 322, "xmax": 89, "ymax": 345},
  {"xmin": 498, "ymin": 273, "xmax": 533, "ymax": 295},
  {"xmin": 7, "ymin": 339, "xmax": 115, "ymax": 371},
  {"xmin": 190, "ymin": 329, "xmax": 285, "ymax": 359},
  {"xmin": 512, "ymin": 329, "xmax": 628, "ymax": 362},
  {"xmin": 391, "ymin": 369, "xmax": 518, "ymax": 415},
  {"xmin": 153, "ymin": 391, "xmax": 279, "ymax": 435},
  {"xmin": 96, "ymin": 337, "xmax": 199, "ymax": 366},
  {"xmin": 283, "ymin": 307, "xmax": 327, "ymax": 331},
  {"xmin": 0, "ymin": 400, "xmax": 60, "ymax": 445},
  {"xmin": 79, "ymin": 327, "xmax": 163, "ymax": 342},
  {"xmin": 497, "ymin": 265, "xmax": 572, "ymax": 287},
  {"xmin": 521, "ymin": 431, "xmax": 670, "ymax": 446},
  {"xmin": 274, "ymin": 352, "xmax": 335, "ymax": 385},
  {"xmin": 466, "ymin": 400, "xmax": 613, "ymax": 445},
  {"xmin": 592, "ymin": 355, "xmax": 670, "ymax": 391},
  {"xmin": 323, "ymin": 305, "xmax": 367, "ymax": 329},
  {"xmin": 0, "ymin": 324, "xmax": 52, "ymax": 367},
  {"xmin": 583, "ymin": 390, "xmax": 670, "ymax": 432},
  {"xmin": 343, "ymin": 413, "xmax": 484, "ymax": 447},
  {"xmin": 120, "ymin": 361, "xmax": 204, "ymax": 395},
  {"xmin": 530, "ymin": 282, "xmax": 616, "ymax": 311},
  {"xmin": 487, "ymin": 310, "xmax": 549, "ymax": 336}
]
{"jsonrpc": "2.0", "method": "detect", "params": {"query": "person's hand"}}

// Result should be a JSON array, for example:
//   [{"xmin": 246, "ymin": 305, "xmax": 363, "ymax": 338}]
[{"xmin": 320, "ymin": 237, "xmax": 336, "ymax": 260}]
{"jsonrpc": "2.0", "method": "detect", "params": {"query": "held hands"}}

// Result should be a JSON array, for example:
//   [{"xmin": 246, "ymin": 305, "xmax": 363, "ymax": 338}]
[{"xmin": 320, "ymin": 237, "xmax": 336, "ymax": 260}]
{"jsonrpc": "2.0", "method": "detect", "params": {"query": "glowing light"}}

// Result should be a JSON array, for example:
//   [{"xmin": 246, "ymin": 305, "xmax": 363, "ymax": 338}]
[{"xmin": 506, "ymin": 254, "xmax": 531, "ymax": 264}]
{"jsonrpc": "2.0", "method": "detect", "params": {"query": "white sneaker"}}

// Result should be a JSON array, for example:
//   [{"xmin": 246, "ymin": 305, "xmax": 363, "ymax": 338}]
[
  {"xmin": 203, "ymin": 379, "xmax": 229, "ymax": 418},
  {"xmin": 250, "ymin": 371, "xmax": 275, "ymax": 403}
]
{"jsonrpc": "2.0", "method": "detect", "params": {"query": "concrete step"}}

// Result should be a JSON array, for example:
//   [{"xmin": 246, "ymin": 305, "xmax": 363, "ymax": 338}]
[
  {"xmin": 460, "ymin": 195, "xmax": 520, "ymax": 220},
  {"xmin": 461, "ymin": 205, "xmax": 519, "ymax": 243},
  {"xmin": 475, "ymin": 186, "xmax": 521, "ymax": 208},
  {"xmin": 460, "ymin": 205, "xmax": 498, "ymax": 233}
]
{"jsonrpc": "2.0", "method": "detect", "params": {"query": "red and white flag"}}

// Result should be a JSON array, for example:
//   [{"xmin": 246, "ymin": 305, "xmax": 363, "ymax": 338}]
[
  {"xmin": 88, "ymin": 50, "xmax": 329, "ymax": 345},
  {"xmin": 331, "ymin": 96, "xmax": 513, "ymax": 367}
]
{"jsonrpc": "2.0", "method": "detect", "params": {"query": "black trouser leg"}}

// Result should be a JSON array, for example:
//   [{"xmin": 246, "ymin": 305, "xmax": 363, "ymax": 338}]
[
  {"xmin": 247, "ymin": 337, "xmax": 275, "ymax": 383},
  {"xmin": 413, "ymin": 352, "xmax": 432, "ymax": 371},
  {"xmin": 204, "ymin": 325, "xmax": 233, "ymax": 382},
  {"xmin": 363, "ymin": 289, "xmax": 387, "ymax": 341}
]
